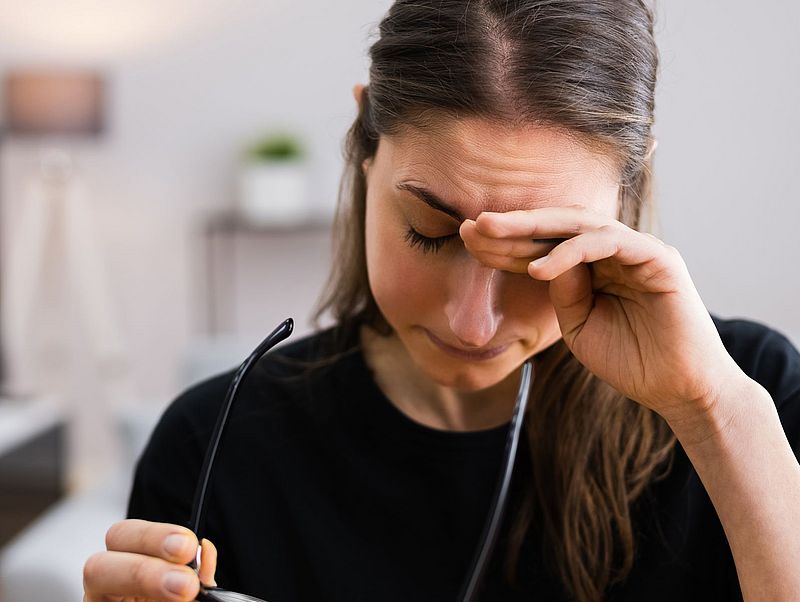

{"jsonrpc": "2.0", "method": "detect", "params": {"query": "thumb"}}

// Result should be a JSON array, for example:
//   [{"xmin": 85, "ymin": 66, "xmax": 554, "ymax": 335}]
[
  {"xmin": 199, "ymin": 538, "xmax": 218, "ymax": 588},
  {"xmin": 540, "ymin": 262, "xmax": 593, "ymax": 345}
]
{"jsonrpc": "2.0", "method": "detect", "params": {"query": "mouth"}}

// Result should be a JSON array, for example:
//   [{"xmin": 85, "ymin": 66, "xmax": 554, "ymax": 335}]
[{"xmin": 424, "ymin": 328, "xmax": 510, "ymax": 362}]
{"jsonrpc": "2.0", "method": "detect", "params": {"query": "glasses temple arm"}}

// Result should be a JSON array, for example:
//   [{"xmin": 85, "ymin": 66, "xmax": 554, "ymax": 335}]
[
  {"xmin": 457, "ymin": 360, "xmax": 534, "ymax": 602},
  {"xmin": 187, "ymin": 318, "xmax": 294, "ymax": 569}
]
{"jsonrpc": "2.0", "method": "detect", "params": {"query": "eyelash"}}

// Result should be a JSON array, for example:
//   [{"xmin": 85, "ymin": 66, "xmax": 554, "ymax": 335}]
[{"xmin": 404, "ymin": 227, "xmax": 459, "ymax": 254}]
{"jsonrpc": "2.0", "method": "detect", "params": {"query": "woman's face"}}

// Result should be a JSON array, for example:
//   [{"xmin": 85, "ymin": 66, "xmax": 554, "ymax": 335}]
[{"xmin": 363, "ymin": 117, "xmax": 621, "ymax": 393}]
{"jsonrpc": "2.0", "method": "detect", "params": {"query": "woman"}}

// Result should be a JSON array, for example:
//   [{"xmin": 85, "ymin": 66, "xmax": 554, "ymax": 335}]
[{"xmin": 83, "ymin": 1, "xmax": 800, "ymax": 601}]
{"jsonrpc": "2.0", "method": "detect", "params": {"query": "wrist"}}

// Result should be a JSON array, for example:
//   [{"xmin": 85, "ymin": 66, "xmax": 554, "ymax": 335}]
[{"xmin": 663, "ymin": 372, "xmax": 772, "ymax": 449}]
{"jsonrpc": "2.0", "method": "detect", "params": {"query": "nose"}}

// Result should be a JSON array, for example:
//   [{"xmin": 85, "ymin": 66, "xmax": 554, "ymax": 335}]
[{"xmin": 444, "ymin": 258, "xmax": 502, "ymax": 348}]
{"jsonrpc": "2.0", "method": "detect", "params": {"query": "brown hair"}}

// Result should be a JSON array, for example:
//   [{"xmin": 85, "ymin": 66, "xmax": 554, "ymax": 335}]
[{"xmin": 313, "ymin": 1, "xmax": 676, "ymax": 600}]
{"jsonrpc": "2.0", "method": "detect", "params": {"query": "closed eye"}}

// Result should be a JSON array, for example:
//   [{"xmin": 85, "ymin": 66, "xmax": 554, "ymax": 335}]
[{"xmin": 404, "ymin": 227, "xmax": 459, "ymax": 254}]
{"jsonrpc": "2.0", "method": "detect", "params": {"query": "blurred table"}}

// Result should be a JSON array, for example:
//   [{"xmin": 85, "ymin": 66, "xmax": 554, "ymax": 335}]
[{"xmin": 0, "ymin": 398, "xmax": 65, "ymax": 548}]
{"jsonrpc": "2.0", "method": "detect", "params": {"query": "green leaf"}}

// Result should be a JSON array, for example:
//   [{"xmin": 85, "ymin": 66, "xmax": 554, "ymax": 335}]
[{"xmin": 247, "ymin": 133, "xmax": 304, "ymax": 161}]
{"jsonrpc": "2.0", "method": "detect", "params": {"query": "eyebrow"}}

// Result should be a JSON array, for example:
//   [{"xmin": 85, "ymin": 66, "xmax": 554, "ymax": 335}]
[{"xmin": 395, "ymin": 183, "xmax": 464, "ymax": 222}]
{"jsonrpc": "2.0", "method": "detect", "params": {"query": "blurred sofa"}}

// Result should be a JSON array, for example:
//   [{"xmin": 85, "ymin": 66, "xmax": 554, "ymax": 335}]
[
  {"xmin": 0, "ymin": 336, "xmax": 249, "ymax": 601},
  {"xmin": 0, "ymin": 404, "xmax": 160, "ymax": 602}
]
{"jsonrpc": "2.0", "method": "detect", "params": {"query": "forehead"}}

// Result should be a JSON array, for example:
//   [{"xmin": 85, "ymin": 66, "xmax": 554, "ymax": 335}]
[{"xmin": 381, "ymin": 117, "xmax": 621, "ymax": 216}]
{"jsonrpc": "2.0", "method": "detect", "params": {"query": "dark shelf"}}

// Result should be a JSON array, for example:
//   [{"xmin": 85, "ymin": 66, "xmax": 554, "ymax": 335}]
[
  {"xmin": 204, "ymin": 209, "xmax": 332, "ymax": 236},
  {"xmin": 201, "ymin": 209, "xmax": 333, "ymax": 335},
  {"xmin": 0, "ymin": 423, "xmax": 66, "ymax": 548}
]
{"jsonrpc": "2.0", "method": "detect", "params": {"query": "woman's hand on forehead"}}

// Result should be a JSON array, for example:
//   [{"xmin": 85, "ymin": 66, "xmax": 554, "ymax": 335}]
[
  {"xmin": 460, "ymin": 205, "xmax": 749, "ymax": 437},
  {"xmin": 459, "ymin": 205, "xmax": 615, "ymax": 273}
]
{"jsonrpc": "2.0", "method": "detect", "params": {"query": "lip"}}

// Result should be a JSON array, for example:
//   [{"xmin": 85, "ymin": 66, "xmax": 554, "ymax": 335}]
[{"xmin": 424, "ymin": 329, "xmax": 511, "ymax": 361}]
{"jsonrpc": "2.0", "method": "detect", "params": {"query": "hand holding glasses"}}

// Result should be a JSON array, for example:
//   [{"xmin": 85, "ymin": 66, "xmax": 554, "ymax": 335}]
[{"xmin": 187, "ymin": 318, "xmax": 534, "ymax": 602}]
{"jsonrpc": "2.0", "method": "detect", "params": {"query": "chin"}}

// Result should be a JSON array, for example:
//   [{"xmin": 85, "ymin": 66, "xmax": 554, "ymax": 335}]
[
  {"xmin": 394, "ymin": 327, "xmax": 526, "ymax": 392},
  {"xmin": 418, "ymin": 355, "xmax": 519, "ymax": 392}
]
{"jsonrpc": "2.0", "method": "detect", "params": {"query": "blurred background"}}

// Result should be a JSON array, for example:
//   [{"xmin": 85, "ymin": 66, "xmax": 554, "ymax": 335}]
[{"xmin": 0, "ymin": 1, "xmax": 797, "ymax": 599}]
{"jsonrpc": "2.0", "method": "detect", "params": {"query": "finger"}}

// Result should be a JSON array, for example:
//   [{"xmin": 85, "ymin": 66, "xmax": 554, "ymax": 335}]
[
  {"xmin": 461, "ymin": 219, "xmax": 562, "ymax": 257},
  {"xmin": 105, "ymin": 519, "xmax": 198, "ymax": 564},
  {"xmin": 475, "ymin": 207, "xmax": 610, "ymax": 238},
  {"xmin": 526, "ymin": 225, "xmax": 676, "ymax": 285},
  {"xmin": 547, "ymin": 263, "xmax": 595, "ymax": 344},
  {"xmin": 463, "ymin": 249, "xmax": 532, "ymax": 273},
  {"xmin": 198, "ymin": 538, "xmax": 218, "ymax": 588},
  {"xmin": 83, "ymin": 550, "xmax": 200, "ymax": 601}
]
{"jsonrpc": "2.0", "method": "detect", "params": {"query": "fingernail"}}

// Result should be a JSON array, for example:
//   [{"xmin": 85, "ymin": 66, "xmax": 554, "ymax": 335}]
[
  {"xmin": 531, "ymin": 256, "xmax": 550, "ymax": 268},
  {"xmin": 163, "ymin": 534, "xmax": 189, "ymax": 557},
  {"xmin": 163, "ymin": 570, "xmax": 194, "ymax": 595}
]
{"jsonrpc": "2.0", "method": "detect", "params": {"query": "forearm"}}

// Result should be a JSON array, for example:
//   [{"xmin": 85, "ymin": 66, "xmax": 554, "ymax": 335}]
[{"xmin": 667, "ymin": 377, "xmax": 800, "ymax": 601}]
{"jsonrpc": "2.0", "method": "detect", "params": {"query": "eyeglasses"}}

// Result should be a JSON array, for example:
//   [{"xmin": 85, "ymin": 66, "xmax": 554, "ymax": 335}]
[{"xmin": 187, "ymin": 318, "xmax": 534, "ymax": 602}]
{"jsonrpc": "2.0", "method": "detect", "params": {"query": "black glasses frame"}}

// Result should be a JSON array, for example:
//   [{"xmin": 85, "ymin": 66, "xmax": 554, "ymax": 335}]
[{"xmin": 186, "ymin": 317, "xmax": 533, "ymax": 602}]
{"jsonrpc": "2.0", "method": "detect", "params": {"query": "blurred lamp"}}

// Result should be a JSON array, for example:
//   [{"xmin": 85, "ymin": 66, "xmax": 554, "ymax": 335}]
[
  {"xmin": 3, "ymin": 71, "xmax": 105, "ymax": 136},
  {"xmin": 0, "ymin": 69, "xmax": 118, "ymax": 399}
]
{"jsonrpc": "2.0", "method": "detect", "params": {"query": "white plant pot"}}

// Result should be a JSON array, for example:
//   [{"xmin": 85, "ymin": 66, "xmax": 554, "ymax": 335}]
[{"xmin": 236, "ymin": 161, "xmax": 309, "ymax": 226}]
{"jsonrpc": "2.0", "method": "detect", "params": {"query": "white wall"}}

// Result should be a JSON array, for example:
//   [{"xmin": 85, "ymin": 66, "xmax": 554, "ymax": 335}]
[
  {"xmin": 0, "ymin": 0, "xmax": 797, "ymax": 487},
  {"xmin": 653, "ymin": 1, "xmax": 800, "ymax": 344},
  {"xmin": 0, "ymin": 0, "xmax": 394, "ymax": 487}
]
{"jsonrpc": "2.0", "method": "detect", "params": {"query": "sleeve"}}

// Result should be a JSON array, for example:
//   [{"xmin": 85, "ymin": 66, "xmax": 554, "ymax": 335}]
[
  {"xmin": 126, "ymin": 372, "xmax": 234, "ymax": 527},
  {"xmin": 715, "ymin": 316, "xmax": 800, "ymax": 455},
  {"xmin": 764, "ymin": 331, "xmax": 800, "ymax": 455},
  {"xmin": 781, "ymin": 389, "xmax": 800, "ymax": 458}
]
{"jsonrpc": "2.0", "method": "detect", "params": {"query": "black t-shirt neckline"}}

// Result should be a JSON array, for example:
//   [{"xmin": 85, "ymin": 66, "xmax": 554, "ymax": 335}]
[{"xmin": 339, "ymin": 327, "xmax": 513, "ymax": 454}]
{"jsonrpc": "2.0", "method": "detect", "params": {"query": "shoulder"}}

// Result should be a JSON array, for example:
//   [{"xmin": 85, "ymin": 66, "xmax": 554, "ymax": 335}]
[
  {"xmin": 158, "ymin": 323, "xmax": 356, "ymax": 440},
  {"xmin": 711, "ymin": 313, "xmax": 800, "ymax": 412},
  {"xmin": 127, "ymin": 324, "xmax": 357, "ymax": 521},
  {"xmin": 126, "ymin": 369, "xmax": 235, "ymax": 522}
]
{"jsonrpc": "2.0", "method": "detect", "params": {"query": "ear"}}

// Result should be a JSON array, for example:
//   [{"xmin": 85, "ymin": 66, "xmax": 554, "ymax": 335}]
[
  {"xmin": 352, "ymin": 84, "xmax": 366, "ymax": 112},
  {"xmin": 353, "ymin": 84, "xmax": 373, "ymax": 177},
  {"xmin": 361, "ymin": 156, "xmax": 373, "ymax": 175}
]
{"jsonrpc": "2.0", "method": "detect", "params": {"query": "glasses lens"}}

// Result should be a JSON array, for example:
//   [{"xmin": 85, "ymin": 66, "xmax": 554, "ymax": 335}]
[{"xmin": 199, "ymin": 587, "xmax": 268, "ymax": 602}]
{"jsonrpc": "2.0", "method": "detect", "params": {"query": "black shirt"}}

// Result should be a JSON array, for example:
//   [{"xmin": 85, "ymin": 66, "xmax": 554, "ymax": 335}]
[{"xmin": 128, "ymin": 315, "xmax": 800, "ymax": 601}]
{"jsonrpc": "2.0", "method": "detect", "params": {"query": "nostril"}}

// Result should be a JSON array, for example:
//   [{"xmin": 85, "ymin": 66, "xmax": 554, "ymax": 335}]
[
  {"xmin": 445, "ymin": 265, "xmax": 503, "ymax": 348},
  {"xmin": 446, "ymin": 294, "xmax": 501, "ymax": 348}
]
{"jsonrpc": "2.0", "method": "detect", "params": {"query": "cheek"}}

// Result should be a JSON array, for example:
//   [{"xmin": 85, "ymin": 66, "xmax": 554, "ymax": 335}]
[
  {"xmin": 503, "ymin": 275, "xmax": 553, "ymax": 318},
  {"xmin": 365, "ymin": 200, "xmax": 443, "ymax": 326},
  {"xmin": 497, "ymin": 273, "xmax": 561, "ymax": 344}
]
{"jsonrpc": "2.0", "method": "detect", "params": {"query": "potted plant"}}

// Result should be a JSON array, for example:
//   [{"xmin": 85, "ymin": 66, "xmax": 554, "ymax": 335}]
[{"xmin": 236, "ymin": 132, "xmax": 309, "ymax": 226}]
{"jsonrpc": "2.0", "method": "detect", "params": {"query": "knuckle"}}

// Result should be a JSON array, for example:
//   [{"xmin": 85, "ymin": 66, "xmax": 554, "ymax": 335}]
[
  {"xmin": 661, "ymin": 245, "xmax": 686, "ymax": 269},
  {"xmin": 134, "ymin": 522, "xmax": 151, "ymax": 553},
  {"xmin": 598, "ymin": 222, "xmax": 621, "ymax": 235},
  {"xmin": 475, "ymin": 213, "xmax": 501, "ymax": 236}
]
